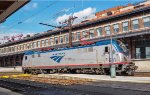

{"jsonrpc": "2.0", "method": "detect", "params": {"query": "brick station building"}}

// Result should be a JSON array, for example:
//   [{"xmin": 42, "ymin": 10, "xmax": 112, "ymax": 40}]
[{"xmin": 0, "ymin": 0, "xmax": 150, "ymax": 72}]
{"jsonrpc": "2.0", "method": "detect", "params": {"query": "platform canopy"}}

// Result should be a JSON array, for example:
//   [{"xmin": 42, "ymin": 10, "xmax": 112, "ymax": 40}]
[{"xmin": 0, "ymin": 0, "xmax": 29, "ymax": 23}]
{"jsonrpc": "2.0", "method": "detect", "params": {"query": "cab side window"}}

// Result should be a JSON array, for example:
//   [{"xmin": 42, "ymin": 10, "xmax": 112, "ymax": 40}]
[
  {"xmin": 25, "ymin": 56, "xmax": 27, "ymax": 60},
  {"xmin": 105, "ymin": 46, "xmax": 109, "ymax": 53}
]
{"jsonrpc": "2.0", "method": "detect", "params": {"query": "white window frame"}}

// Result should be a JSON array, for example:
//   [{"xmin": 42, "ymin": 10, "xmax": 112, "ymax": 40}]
[{"xmin": 104, "ymin": 25, "xmax": 111, "ymax": 35}]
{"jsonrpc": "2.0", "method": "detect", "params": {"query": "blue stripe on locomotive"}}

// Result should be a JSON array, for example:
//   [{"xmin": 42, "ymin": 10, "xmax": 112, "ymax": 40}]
[
  {"xmin": 24, "ymin": 40, "xmax": 123, "ymax": 55},
  {"xmin": 50, "ymin": 56, "xmax": 64, "ymax": 63}
]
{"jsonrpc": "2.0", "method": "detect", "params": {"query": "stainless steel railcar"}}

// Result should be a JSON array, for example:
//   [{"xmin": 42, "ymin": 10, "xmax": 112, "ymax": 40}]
[{"xmin": 22, "ymin": 40, "xmax": 137, "ymax": 75}]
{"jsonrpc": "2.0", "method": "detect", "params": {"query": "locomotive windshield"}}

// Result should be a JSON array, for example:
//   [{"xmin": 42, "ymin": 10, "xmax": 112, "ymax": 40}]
[{"xmin": 117, "ymin": 40, "xmax": 128, "ymax": 53}]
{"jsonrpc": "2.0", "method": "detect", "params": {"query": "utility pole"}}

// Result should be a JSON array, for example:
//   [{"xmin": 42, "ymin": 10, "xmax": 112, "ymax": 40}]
[
  {"xmin": 110, "ymin": 27, "xmax": 116, "ymax": 78},
  {"xmin": 39, "ymin": 15, "xmax": 77, "ymax": 47},
  {"xmin": 62, "ymin": 16, "xmax": 77, "ymax": 47}
]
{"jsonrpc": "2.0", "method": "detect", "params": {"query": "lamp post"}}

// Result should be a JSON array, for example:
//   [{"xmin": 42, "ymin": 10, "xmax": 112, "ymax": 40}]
[{"xmin": 110, "ymin": 26, "xmax": 116, "ymax": 78}]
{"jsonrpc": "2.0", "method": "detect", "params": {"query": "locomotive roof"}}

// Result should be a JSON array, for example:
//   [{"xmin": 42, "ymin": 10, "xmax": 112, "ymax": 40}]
[{"xmin": 24, "ymin": 40, "xmax": 123, "ymax": 55}]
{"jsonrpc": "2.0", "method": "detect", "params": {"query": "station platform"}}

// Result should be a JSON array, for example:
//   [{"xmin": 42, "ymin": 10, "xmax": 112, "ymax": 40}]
[
  {"xmin": 0, "ymin": 67, "xmax": 22, "ymax": 73},
  {"xmin": 38, "ymin": 74, "xmax": 150, "ymax": 84}
]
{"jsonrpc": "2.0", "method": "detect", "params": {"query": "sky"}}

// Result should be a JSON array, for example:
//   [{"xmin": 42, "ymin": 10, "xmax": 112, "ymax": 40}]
[{"xmin": 0, "ymin": 0, "xmax": 145, "ymax": 38}]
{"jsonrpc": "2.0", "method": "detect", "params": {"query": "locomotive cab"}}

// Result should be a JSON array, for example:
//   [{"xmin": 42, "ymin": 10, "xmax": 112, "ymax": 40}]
[
  {"xmin": 112, "ymin": 40, "xmax": 137, "ymax": 75},
  {"xmin": 102, "ymin": 40, "xmax": 137, "ymax": 75}
]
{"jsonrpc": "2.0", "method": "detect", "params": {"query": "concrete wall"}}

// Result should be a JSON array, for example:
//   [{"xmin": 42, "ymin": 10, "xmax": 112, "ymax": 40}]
[{"xmin": 133, "ymin": 60, "xmax": 150, "ymax": 72}]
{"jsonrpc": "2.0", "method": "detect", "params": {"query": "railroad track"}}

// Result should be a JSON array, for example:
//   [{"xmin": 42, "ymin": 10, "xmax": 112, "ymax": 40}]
[
  {"xmin": 1, "ymin": 72, "xmax": 150, "ymax": 79},
  {"xmin": 0, "ymin": 73, "xmax": 93, "ymax": 94},
  {"xmin": 0, "ymin": 78, "xmax": 150, "ymax": 95},
  {"xmin": 0, "ymin": 78, "xmax": 49, "ymax": 94},
  {"xmin": 0, "ymin": 72, "xmax": 150, "ymax": 95},
  {"xmin": 0, "ymin": 78, "xmax": 106, "ymax": 95},
  {"xmin": 0, "ymin": 78, "xmax": 90, "ymax": 94}
]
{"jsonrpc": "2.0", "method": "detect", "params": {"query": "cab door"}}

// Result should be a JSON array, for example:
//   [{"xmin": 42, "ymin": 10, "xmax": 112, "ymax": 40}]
[{"xmin": 104, "ymin": 46, "xmax": 110, "ymax": 64}]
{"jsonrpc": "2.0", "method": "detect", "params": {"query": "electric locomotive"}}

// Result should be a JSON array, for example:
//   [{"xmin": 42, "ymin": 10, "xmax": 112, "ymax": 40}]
[{"xmin": 22, "ymin": 40, "xmax": 137, "ymax": 75}]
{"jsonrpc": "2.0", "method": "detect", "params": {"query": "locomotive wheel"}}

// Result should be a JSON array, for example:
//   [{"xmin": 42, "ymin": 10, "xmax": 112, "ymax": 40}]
[
  {"xmin": 100, "ymin": 68, "xmax": 105, "ymax": 75},
  {"xmin": 76, "ymin": 69, "xmax": 81, "ymax": 73},
  {"xmin": 31, "ymin": 70, "xmax": 36, "ymax": 75},
  {"xmin": 23, "ymin": 69, "xmax": 27, "ymax": 74},
  {"xmin": 94, "ymin": 68, "xmax": 104, "ymax": 75},
  {"xmin": 82, "ymin": 69, "xmax": 86, "ymax": 73},
  {"xmin": 104, "ymin": 69, "xmax": 110, "ymax": 75},
  {"xmin": 117, "ymin": 72, "xmax": 122, "ymax": 76},
  {"xmin": 127, "ymin": 70, "xmax": 135, "ymax": 76},
  {"xmin": 95, "ymin": 70, "xmax": 100, "ymax": 74},
  {"xmin": 49, "ymin": 69, "xmax": 55, "ymax": 74},
  {"xmin": 95, "ymin": 69, "xmax": 100, "ymax": 74}
]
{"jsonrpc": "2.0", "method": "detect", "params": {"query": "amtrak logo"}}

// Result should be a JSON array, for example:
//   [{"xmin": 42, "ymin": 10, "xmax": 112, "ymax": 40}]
[{"xmin": 50, "ymin": 53, "xmax": 65, "ymax": 63}]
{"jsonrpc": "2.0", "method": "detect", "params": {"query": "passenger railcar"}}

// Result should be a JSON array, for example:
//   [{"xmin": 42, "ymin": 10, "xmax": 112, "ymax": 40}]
[{"xmin": 22, "ymin": 40, "xmax": 137, "ymax": 75}]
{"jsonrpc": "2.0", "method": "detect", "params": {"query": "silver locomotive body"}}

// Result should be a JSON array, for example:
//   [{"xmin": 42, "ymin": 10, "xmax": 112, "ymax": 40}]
[{"xmin": 22, "ymin": 40, "xmax": 137, "ymax": 75}]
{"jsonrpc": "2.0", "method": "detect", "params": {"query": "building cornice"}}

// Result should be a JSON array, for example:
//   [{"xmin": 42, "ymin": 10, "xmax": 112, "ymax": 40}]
[{"xmin": 0, "ymin": 5, "xmax": 150, "ymax": 48}]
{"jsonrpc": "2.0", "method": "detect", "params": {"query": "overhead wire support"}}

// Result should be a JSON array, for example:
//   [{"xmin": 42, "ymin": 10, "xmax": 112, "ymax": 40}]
[
  {"xmin": 40, "ymin": 15, "xmax": 77, "ymax": 48},
  {"xmin": 62, "ymin": 15, "xmax": 78, "ymax": 47},
  {"xmin": 39, "ymin": 23, "xmax": 62, "ymax": 29}
]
